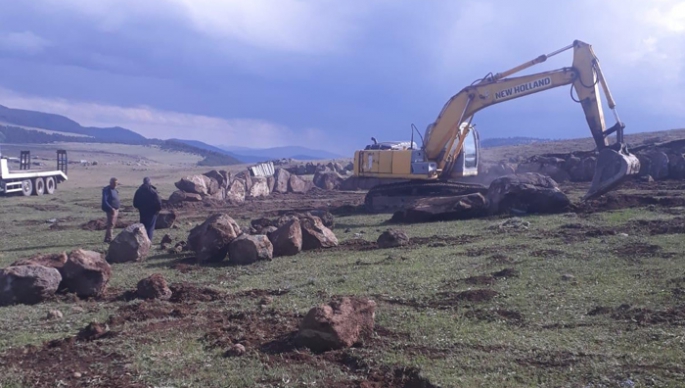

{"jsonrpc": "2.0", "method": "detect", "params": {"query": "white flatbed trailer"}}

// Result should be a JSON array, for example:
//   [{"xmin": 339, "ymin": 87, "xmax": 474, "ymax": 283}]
[{"xmin": 0, "ymin": 150, "xmax": 68, "ymax": 196}]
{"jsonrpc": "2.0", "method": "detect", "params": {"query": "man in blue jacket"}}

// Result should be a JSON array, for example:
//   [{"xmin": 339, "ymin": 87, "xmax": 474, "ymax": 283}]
[
  {"xmin": 102, "ymin": 177, "xmax": 120, "ymax": 243},
  {"xmin": 133, "ymin": 177, "xmax": 162, "ymax": 241}
]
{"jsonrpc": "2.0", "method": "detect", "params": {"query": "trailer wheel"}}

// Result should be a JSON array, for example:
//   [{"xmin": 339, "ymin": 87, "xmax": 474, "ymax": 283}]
[
  {"xmin": 45, "ymin": 177, "xmax": 56, "ymax": 195},
  {"xmin": 21, "ymin": 179, "xmax": 33, "ymax": 197},
  {"xmin": 34, "ymin": 177, "xmax": 45, "ymax": 196}
]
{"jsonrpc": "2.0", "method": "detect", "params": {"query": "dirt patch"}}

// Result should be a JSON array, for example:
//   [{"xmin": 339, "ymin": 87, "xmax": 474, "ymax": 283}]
[
  {"xmin": 17, "ymin": 203, "xmax": 62, "ymax": 211},
  {"xmin": 486, "ymin": 254, "xmax": 516, "ymax": 265},
  {"xmin": 168, "ymin": 283, "xmax": 225, "ymax": 303},
  {"xmin": 465, "ymin": 309, "xmax": 524, "ymax": 324},
  {"xmin": 611, "ymin": 242, "xmax": 673, "ymax": 259},
  {"xmin": 588, "ymin": 304, "xmax": 685, "ymax": 326},
  {"xmin": 579, "ymin": 192, "xmax": 685, "ymax": 213},
  {"xmin": 432, "ymin": 289, "xmax": 499, "ymax": 307},
  {"xmin": 0, "ymin": 334, "xmax": 143, "ymax": 388},
  {"xmin": 463, "ymin": 275, "xmax": 496, "ymax": 286},
  {"xmin": 629, "ymin": 217, "xmax": 685, "ymax": 235},
  {"xmin": 492, "ymin": 268, "xmax": 519, "ymax": 278},
  {"xmin": 335, "ymin": 234, "xmax": 475, "ymax": 253},
  {"xmin": 529, "ymin": 249, "xmax": 565, "ymax": 258},
  {"xmin": 107, "ymin": 300, "xmax": 193, "ymax": 326}
]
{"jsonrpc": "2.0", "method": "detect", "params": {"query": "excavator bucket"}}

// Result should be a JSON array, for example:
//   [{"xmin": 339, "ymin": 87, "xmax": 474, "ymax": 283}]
[{"xmin": 583, "ymin": 143, "xmax": 640, "ymax": 201}]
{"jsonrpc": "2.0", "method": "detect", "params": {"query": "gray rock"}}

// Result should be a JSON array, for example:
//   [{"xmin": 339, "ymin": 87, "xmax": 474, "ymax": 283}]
[
  {"xmin": 187, "ymin": 213, "xmax": 242, "ymax": 263},
  {"xmin": 228, "ymin": 234, "xmax": 274, "ymax": 265},
  {"xmin": 106, "ymin": 223, "xmax": 152, "ymax": 263},
  {"xmin": 0, "ymin": 265, "xmax": 62, "ymax": 306}
]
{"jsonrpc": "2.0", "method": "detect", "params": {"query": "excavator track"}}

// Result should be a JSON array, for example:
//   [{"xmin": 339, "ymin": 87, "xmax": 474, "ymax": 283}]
[{"xmin": 364, "ymin": 180, "xmax": 489, "ymax": 214}]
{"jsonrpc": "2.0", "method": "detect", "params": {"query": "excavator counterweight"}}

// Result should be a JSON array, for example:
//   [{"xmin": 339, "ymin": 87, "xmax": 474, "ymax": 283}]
[{"xmin": 353, "ymin": 40, "xmax": 640, "ymax": 212}]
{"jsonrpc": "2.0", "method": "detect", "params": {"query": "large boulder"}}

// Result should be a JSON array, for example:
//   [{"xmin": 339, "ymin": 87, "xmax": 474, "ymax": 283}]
[
  {"xmin": 187, "ymin": 213, "xmax": 242, "ymax": 263},
  {"xmin": 487, "ymin": 173, "xmax": 570, "ymax": 215},
  {"xmin": 228, "ymin": 234, "xmax": 273, "ymax": 265},
  {"xmin": 300, "ymin": 216, "xmax": 338, "ymax": 250},
  {"xmin": 106, "ymin": 223, "xmax": 152, "ymax": 263},
  {"xmin": 313, "ymin": 170, "xmax": 343, "ymax": 190},
  {"xmin": 637, "ymin": 150, "xmax": 670, "ymax": 180},
  {"xmin": 565, "ymin": 155, "xmax": 597, "ymax": 182},
  {"xmin": 308, "ymin": 210, "xmax": 335, "ymax": 228},
  {"xmin": 175, "ymin": 175, "xmax": 214, "ymax": 196},
  {"xmin": 168, "ymin": 190, "xmax": 202, "ymax": 205},
  {"xmin": 62, "ymin": 249, "xmax": 111, "ymax": 297},
  {"xmin": 377, "ymin": 229, "xmax": 409, "ymax": 248},
  {"xmin": 0, "ymin": 265, "xmax": 62, "ymax": 306},
  {"xmin": 667, "ymin": 152, "xmax": 685, "ymax": 179},
  {"xmin": 204, "ymin": 170, "xmax": 228, "ymax": 188},
  {"xmin": 273, "ymin": 168, "xmax": 291, "ymax": 194},
  {"xmin": 288, "ymin": 174, "xmax": 310, "ymax": 194},
  {"xmin": 296, "ymin": 297, "xmax": 377, "ymax": 352},
  {"xmin": 516, "ymin": 156, "xmax": 570, "ymax": 183},
  {"xmin": 268, "ymin": 218, "xmax": 303, "ymax": 257},
  {"xmin": 155, "ymin": 211, "xmax": 177, "ymax": 229},
  {"xmin": 391, "ymin": 193, "xmax": 488, "ymax": 223},
  {"xmin": 248, "ymin": 176, "xmax": 270, "ymax": 198},
  {"xmin": 136, "ymin": 274, "xmax": 172, "ymax": 300},
  {"xmin": 226, "ymin": 180, "xmax": 246, "ymax": 202}
]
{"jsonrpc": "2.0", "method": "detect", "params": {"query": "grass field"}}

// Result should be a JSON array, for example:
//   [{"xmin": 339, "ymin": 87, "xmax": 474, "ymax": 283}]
[{"xmin": 0, "ymin": 142, "xmax": 684, "ymax": 387}]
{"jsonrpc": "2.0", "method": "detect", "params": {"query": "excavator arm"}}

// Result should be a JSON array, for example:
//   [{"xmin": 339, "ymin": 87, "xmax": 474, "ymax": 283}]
[{"xmin": 353, "ymin": 40, "xmax": 639, "ymax": 205}]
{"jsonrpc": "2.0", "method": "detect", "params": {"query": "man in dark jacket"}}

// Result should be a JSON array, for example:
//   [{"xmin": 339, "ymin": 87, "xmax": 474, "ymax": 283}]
[
  {"xmin": 133, "ymin": 177, "xmax": 162, "ymax": 240},
  {"xmin": 102, "ymin": 177, "xmax": 120, "ymax": 243}
]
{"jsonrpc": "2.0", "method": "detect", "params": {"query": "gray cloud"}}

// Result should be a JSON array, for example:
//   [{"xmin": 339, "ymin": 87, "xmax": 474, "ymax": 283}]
[{"xmin": 0, "ymin": 0, "xmax": 682, "ymax": 153}]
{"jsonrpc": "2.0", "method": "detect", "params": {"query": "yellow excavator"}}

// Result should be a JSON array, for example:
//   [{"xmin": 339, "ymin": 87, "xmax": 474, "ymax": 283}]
[{"xmin": 353, "ymin": 40, "xmax": 641, "ymax": 213}]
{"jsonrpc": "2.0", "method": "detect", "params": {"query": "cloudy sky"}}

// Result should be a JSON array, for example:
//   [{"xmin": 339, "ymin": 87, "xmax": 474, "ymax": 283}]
[{"xmin": 0, "ymin": 0, "xmax": 683, "ymax": 154}]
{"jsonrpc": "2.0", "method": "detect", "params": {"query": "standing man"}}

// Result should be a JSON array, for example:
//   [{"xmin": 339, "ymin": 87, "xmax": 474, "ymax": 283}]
[
  {"xmin": 133, "ymin": 177, "xmax": 162, "ymax": 241},
  {"xmin": 102, "ymin": 177, "xmax": 120, "ymax": 243}
]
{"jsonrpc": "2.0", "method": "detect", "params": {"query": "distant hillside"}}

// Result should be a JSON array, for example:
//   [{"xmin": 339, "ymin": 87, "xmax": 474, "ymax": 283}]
[
  {"xmin": 221, "ymin": 145, "xmax": 344, "ymax": 161},
  {"xmin": 169, "ymin": 139, "xmax": 263, "ymax": 164},
  {"xmin": 0, "ymin": 104, "xmax": 146, "ymax": 143},
  {"xmin": 0, "ymin": 125, "xmax": 240, "ymax": 166},
  {"xmin": 480, "ymin": 137, "xmax": 552, "ymax": 148}
]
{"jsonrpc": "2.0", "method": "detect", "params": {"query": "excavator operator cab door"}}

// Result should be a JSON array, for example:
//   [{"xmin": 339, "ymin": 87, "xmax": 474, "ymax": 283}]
[{"xmin": 450, "ymin": 126, "xmax": 480, "ymax": 178}]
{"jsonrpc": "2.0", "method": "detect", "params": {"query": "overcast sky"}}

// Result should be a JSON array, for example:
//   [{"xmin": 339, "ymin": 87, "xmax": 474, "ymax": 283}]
[{"xmin": 0, "ymin": 0, "xmax": 683, "ymax": 153}]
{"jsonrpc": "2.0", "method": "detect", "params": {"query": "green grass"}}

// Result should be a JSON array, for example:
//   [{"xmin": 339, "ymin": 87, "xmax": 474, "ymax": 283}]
[{"xmin": 1, "ymin": 157, "xmax": 685, "ymax": 387}]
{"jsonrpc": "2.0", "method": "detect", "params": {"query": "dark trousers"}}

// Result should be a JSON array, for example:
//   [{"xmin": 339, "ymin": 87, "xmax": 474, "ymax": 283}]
[{"xmin": 139, "ymin": 213, "xmax": 158, "ymax": 241}]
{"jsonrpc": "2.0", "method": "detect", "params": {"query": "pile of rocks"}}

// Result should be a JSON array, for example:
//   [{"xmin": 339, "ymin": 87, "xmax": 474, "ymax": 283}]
[
  {"xmin": 0, "ymin": 250, "xmax": 111, "ymax": 306},
  {"xmin": 185, "ymin": 211, "xmax": 338, "ymax": 265},
  {"xmin": 481, "ymin": 138, "xmax": 685, "ymax": 183}
]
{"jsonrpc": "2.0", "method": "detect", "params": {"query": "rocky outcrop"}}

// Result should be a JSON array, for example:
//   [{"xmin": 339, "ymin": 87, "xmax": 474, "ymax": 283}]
[
  {"xmin": 0, "ymin": 265, "xmax": 62, "ymax": 306},
  {"xmin": 296, "ymin": 297, "xmax": 377, "ymax": 352},
  {"xmin": 106, "ymin": 223, "xmax": 152, "ymax": 263},
  {"xmin": 487, "ymin": 173, "xmax": 570, "ymax": 215},
  {"xmin": 175, "ymin": 175, "xmax": 218, "ymax": 196},
  {"xmin": 228, "ymin": 234, "xmax": 273, "ymax": 265},
  {"xmin": 187, "ymin": 213, "xmax": 242, "ymax": 263}
]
